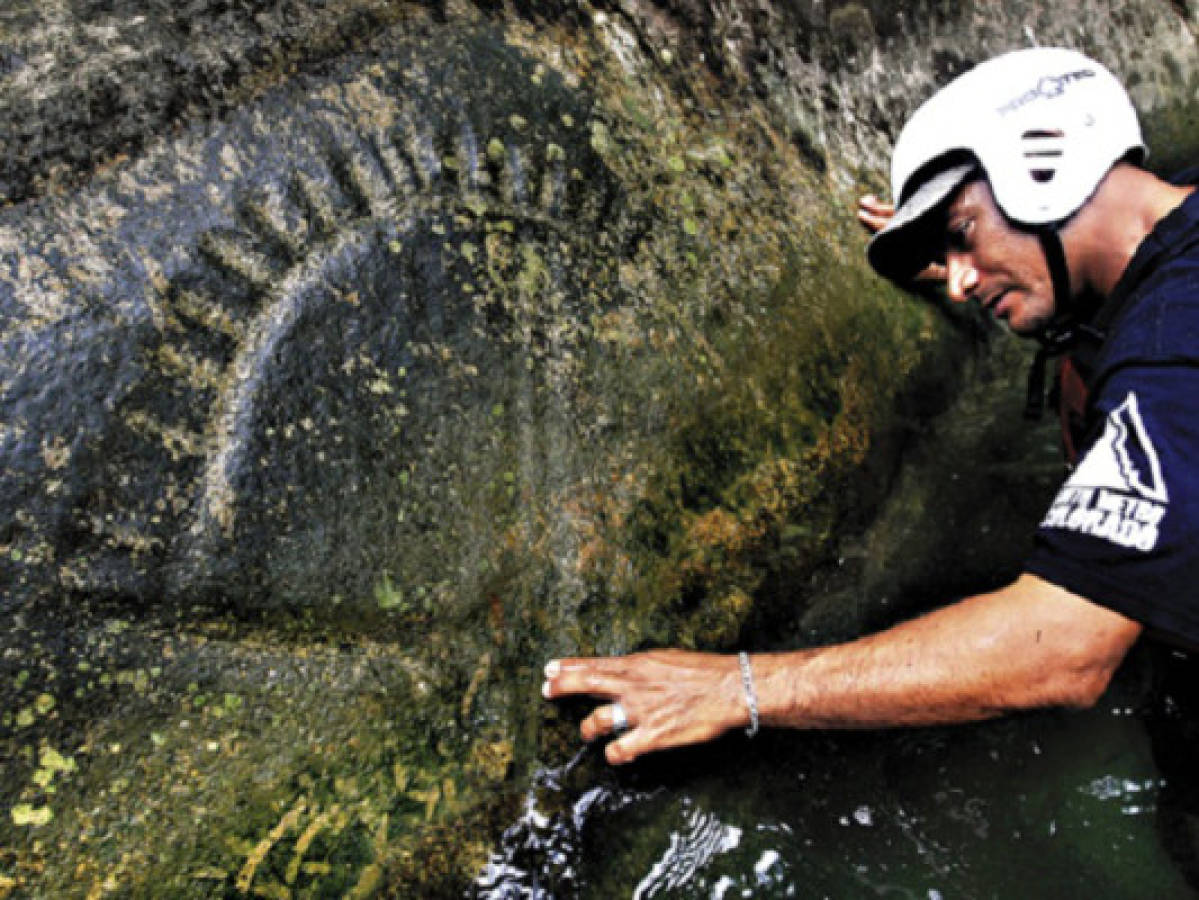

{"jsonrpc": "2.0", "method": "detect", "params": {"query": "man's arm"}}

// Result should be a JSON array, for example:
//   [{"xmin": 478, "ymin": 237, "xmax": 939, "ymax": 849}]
[{"xmin": 542, "ymin": 574, "xmax": 1142, "ymax": 764}]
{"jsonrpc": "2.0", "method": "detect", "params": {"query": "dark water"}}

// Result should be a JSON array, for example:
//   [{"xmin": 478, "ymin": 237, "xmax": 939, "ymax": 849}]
[{"xmin": 475, "ymin": 647, "xmax": 1199, "ymax": 898}]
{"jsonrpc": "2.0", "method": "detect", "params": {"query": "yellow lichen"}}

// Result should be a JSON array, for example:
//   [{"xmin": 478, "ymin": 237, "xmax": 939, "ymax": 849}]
[{"xmin": 235, "ymin": 797, "xmax": 307, "ymax": 894}]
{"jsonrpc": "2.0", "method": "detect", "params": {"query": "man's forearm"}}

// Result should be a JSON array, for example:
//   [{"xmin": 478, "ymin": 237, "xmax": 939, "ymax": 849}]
[
  {"xmin": 543, "ymin": 574, "xmax": 1142, "ymax": 763},
  {"xmin": 750, "ymin": 574, "xmax": 1142, "ymax": 730}
]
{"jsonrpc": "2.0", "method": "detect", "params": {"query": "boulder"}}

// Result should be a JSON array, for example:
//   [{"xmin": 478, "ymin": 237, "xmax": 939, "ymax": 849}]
[{"xmin": 1, "ymin": 2, "xmax": 1195, "ymax": 896}]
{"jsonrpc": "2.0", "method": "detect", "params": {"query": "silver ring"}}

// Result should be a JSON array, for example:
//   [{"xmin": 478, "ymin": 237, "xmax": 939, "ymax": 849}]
[{"xmin": 610, "ymin": 702, "xmax": 629, "ymax": 734}]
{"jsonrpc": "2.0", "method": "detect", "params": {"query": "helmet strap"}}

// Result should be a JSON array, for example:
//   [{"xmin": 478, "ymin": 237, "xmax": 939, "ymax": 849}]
[
  {"xmin": 1023, "ymin": 227, "xmax": 1075, "ymax": 420},
  {"xmin": 1036, "ymin": 227, "xmax": 1073, "ymax": 317}
]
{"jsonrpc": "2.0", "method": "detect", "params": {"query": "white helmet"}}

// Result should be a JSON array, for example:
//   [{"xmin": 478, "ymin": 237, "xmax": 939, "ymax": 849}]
[{"xmin": 868, "ymin": 46, "xmax": 1145, "ymax": 283}]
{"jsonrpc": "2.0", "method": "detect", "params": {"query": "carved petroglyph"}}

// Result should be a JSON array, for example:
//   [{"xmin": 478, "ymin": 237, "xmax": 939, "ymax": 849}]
[{"xmin": 0, "ymin": 27, "xmax": 634, "ymax": 609}]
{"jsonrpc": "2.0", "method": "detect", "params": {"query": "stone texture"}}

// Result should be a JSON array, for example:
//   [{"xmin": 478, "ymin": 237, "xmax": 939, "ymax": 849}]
[
  {"xmin": 0, "ymin": 2, "xmax": 1195, "ymax": 896},
  {"xmin": 0, "ymin": 0, "xmax": 414, "ymax": 204},
  {"xmin": 2, "ymin": 21, "xmax": 636, "ymax": 616}
]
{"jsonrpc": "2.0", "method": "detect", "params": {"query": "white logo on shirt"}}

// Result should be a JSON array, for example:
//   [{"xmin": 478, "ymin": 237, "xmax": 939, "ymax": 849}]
[{"xmin": 1040, "ymin": 392, "xmax": 1168, "ymax": 551}]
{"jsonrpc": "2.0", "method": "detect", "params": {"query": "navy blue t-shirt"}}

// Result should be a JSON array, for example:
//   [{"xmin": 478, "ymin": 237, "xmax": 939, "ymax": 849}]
[{"xmin": 1026, "ymin": 186, "xmax": 1199, "ymax": 646}]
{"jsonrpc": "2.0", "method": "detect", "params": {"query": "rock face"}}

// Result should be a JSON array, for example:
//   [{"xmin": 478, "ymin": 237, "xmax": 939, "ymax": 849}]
[
  {"xmin": 0, "ymin": 0, "xmax": 412, "ymax": 205},
  {"xmin": 0, "ymin": 1, "xmax": 1196, "ymax": 896},
  {"xmin": 612, "ymin": 0, "xmax": 1199, "ymax": 174},
  {"xmin": 2, "ymin": 23, "xmax": 638, "ymax": 613}
]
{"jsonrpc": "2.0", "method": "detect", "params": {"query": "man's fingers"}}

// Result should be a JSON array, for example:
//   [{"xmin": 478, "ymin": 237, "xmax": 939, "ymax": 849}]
[
  {"xmin": 858, "ymin": 195, "xmax": 895, "ymax": 215},
  {"xmin": 858, "ymin": 209, "xmax": 892, "ymax": 233},
  {"xmin": 857, "ymin": 195, "xmax": 897, "ymax": 235},
  {"xmin": 580, "ymin": 703, "xmax": 633, "ymax": 742},
  {"xmin": 542, "ymin": 656, "xmax": 637, "ymax": 700},
  {"xmin": 606, "ymin": 735, "xmax": 638, "ymax": 765},
  {"xmin": 916, "ymin": 262, "xmax": 948, "ymax": 283},
  {"xmin": 605, "ymin": 723, "xmax": 666, "ymax": 766},
  {"xmin": 540, "ymin": 651, "xmax": 737, "ymax": 765}
]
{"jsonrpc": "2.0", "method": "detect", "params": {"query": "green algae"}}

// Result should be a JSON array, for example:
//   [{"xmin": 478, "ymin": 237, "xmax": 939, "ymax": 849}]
[
  {"xmin": 6, "ymin": 5, "xmax": 1194, "ymax": 898},
  {"xmin": 478, "ymin": 13, "xmax": 972, "ymax": 662},
  {"xmin": 1143, "ymin": 94, "xmax": 1199, "ymax": 176},
  {"xmin": 0, "ymin": 603, "xmax": 523, "ymax": 898}
]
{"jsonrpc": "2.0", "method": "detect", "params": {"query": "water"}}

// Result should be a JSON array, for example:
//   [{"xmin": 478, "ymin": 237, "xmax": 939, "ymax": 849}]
[{"xmin": 475, "ymin": 648, "xmax": 1199, "ymax": 898}]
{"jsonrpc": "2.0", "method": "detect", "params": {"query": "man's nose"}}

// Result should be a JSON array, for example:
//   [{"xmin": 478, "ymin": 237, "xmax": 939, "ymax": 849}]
[{"xmin": 945, "ymin": 254, "xmax": 979, "ymax": 304}]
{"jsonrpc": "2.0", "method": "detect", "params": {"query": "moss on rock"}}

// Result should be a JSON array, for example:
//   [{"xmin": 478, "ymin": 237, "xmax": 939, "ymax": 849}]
[{"xmin": 1, "ymin": 2, "xmax": 1196, "ymax": 897}]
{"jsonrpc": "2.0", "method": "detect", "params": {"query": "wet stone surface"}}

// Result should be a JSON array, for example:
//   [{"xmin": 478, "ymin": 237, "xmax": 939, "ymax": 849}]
[
  {"xmin": 0, "ymin": 24, "xmax": 635, "ymax": 612},
  {"xmin": 1, "ymin": 2, "xmax": 1197, "ymax": 897},
  {"xmin": 0, "ymin": 0, "xmax": 415, "ymax": 205},
  {"xmin": 1, "ymin": 19, "xmax": 656, "ymax": 896}
]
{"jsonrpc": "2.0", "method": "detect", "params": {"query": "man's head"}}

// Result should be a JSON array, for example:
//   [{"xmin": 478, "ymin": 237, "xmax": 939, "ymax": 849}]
[
  {"xmin": 868, "ymin": 47, "xmax": 1145, "ymax": 331},
  {"xmin": 940, "ymin": 175, "xmax": 1060, "ymax": 334}
]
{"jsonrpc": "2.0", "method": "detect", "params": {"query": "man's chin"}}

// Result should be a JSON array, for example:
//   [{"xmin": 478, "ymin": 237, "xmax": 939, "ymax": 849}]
[
  {"xmin": 1007, "ymin": 318, "xmax": 1039, "ymax": 337},
  {"xmin": 1005, "ymin": 309, "xmax": 1054, "ymax": 337}
]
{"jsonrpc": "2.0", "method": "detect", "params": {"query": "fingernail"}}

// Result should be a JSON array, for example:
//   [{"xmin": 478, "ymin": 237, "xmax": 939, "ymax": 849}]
[
  {"xmin": 544, "ymin": 660, "xmax": 560, "ymax": 679},
  {"xmin": 541, "ymin": 680, "xmax": 552, "ymax": 699}
]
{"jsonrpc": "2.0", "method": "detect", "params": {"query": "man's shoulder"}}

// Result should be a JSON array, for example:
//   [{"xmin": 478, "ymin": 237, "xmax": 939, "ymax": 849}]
[{"xmin": 1099, "ymin": 220, "xmax": 1199, "ymax": 368}]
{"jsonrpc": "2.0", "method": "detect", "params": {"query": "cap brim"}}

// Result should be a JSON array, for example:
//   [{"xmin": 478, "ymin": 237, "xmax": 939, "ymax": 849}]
[{"xmin": 867, "ymin": 162, "xmax": 976, "ymax": 283}]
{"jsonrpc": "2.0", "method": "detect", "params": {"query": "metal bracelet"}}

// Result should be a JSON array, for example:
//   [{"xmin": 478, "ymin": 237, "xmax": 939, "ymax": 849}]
[{"xmin": 738, "ymin": 651, "xmax": 760, "ymax": 738}]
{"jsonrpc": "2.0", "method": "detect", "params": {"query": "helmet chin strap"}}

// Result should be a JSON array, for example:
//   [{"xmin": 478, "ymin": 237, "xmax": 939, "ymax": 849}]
[
  {"xmin": 1037, "ymin": 227, "xmax": 1074, "ymax": 320},
  {"xmin": 1024, "ymin": 227, "xmax": 1075, "ymax": 419}
]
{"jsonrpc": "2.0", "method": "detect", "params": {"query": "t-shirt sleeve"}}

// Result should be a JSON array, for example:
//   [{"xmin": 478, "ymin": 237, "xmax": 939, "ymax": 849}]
[{"xmin": 1025, "ymin": 365, "xmax": 1199, "ymax": 644}]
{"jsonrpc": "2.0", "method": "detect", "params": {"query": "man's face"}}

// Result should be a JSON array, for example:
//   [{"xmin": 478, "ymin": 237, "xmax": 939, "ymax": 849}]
[{"xmin": 941, "ymin": 178, "xmax": 1057, "ymax": 335}]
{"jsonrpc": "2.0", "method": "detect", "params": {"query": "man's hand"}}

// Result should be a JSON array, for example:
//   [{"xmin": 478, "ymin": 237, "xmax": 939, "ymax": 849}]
[
  {"xmin": 857, "ymin": 193, "xmax": 897, "ymax": 234},
  {"xmin": 542, "ymin": 577, "xmax": 1141, "ymax": 765},
  {"xmin": 542, "ymin": 650, "xmax": 748, "ymax": 765},
  {"xmin": 858, "ymin": 194, "xmax": 947, "ymax": 283}
]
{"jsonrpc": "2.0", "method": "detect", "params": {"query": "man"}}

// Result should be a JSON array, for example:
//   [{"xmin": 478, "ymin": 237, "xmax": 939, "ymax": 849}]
[{"xmin": 542, "ymin": 47, "xmax": 1199, "ymax": 769}]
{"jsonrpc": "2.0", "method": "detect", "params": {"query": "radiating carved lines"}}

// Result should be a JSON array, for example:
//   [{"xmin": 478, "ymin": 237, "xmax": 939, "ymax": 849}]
[
  {"xmin": 168, "ymin": 287, "xmax": 241, "ymax": 340},
  {"xmin": 84, "ymin": 72, "xmax": 623, "ymax": 578}
]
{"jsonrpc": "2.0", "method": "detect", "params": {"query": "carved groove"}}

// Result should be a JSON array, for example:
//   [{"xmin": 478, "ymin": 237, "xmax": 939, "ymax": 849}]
[
  {"xmin": 3, "ymin": 34, "xmax": 635, "ymax": 607},
  {"xmin": 169, "ymin": 288, "xmax": 242, "ymax": 340}
]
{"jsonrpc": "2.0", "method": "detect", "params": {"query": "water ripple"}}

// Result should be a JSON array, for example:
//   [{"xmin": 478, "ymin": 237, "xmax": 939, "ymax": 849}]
[
  {"xmin": 633, "ymin": 799, "xmax": 743, "ymax": 899},
  {"xmin": 472, "ymin": 746, "xmax": 655, "ymax": 899}
]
